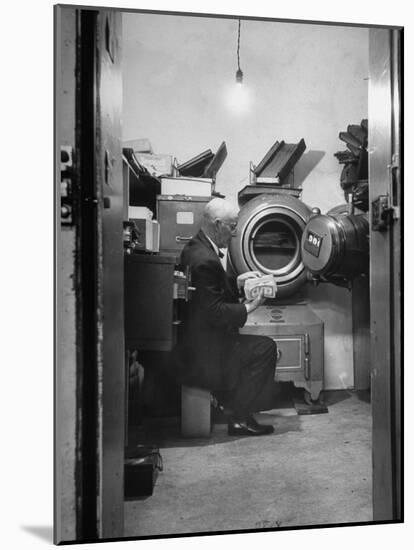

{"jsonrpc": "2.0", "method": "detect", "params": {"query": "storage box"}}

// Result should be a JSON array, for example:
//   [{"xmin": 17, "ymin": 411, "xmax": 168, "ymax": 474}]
[
  {"xmin": 128, "ymin": 206, "xmax": 153, "ymax": 220},
  {"xmin": 131, "ymin": 218, "xmax": 160, "ymax": 252},
  {"xmin": 123, "ymin": 138, "xmax": 153, "ymax": 154},
  {"xmin": 160, "ymin": 176, "xmax": 213, "ymax": 197},
  {"xmin": 177, "ymin": 141, "xmax": 227, "ymax": 178},
  {"xmin": 124, "ymin": 445, "xmax": 163, "ymax": 498},
  {"xmin": 156, "ymin": 195, "xmax": 211, "ymax": 257},
  {"xmin": 253, "ymin": 138, "xmax": 306, "ymax": 186},
  {"xmin": 177, "ymin": 149, "xmax": 214, "ymax": 177},
  {"xmin": 136, "ymin": 153, "xmax": 173, "ymax": 177}
]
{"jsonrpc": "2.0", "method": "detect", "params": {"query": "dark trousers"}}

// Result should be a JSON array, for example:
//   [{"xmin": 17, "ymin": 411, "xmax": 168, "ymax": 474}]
[{"xmin": 221, "ymin": 334, "xmax": 277, "ymax": 418}]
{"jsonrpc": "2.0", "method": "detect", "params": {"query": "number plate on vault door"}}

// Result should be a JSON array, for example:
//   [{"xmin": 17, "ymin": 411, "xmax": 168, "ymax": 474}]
[{"xmin": 304, "ymin": 230, "xmax": 323, "ymax": 258}]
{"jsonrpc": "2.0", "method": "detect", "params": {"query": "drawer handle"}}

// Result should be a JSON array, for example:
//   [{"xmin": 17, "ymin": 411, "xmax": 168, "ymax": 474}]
[
  {"xmin": 304, "ymin": 356, "xmax": 310, "ymax": 380},
  {"xmin": 176, "ymin": 235, "xmax": 193, "ymax": 243},
  {"xmin": 304, "ymin": 333, "xmax": 310, "ymax": 355}
]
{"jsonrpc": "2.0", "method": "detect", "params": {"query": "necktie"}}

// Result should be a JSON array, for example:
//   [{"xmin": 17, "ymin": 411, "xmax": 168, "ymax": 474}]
[{"xmin": 218, "ymin": 249, "xmax": 227, "ymax": 270}]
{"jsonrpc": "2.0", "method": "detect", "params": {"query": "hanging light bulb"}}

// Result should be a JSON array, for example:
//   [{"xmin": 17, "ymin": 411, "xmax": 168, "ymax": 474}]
[
  {"xmin": 236, "ymin": 68, "xmax": 243, "ymax": 84},
  {"xmin": 224, "ymin": 18, "xmax": 251, "ymax": 114},
  {"xmin": 235, "ymin": 19, "xmax": 243, "ymax": 85}
]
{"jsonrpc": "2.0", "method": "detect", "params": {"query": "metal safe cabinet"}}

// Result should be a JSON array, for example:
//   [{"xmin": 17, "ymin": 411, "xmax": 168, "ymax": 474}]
[
  {"xmin": 124, "ymin": 254, "xmax": 177, "ymax": 352},
  {"xmin": 240, "ymin": 304, "xmax": 324, "ymax": 401}
]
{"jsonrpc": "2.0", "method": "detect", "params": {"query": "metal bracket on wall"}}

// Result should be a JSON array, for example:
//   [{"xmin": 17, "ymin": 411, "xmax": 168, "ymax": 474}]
[{"xmin": 387, "ymin": 153, "xmax": 400, "ymax": 221}]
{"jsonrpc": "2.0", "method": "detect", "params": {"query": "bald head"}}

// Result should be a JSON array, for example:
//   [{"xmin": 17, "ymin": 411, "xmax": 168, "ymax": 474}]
[
  {"xmin": 202, "ymin": 198, "xmax": 239, "ymax": 248},
  {"xmin": 204, "ymin": 198, "xmax": 239, "ymax": 223}
]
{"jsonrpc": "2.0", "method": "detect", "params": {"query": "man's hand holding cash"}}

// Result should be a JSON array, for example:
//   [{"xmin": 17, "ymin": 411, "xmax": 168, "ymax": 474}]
[
  {"xmin": 237, "ymin": 271, "xmax": 278, "ymax": 314},
  {"xmin": 236, "ymin": 270, "xmax": 262, "ymax": 290},
  {"xmin": 244, "ymin": 288, "xmax": 266, "ymax": 314},
  {"xmin": 244, "ymin": 274, "xmax": 277, "ymax": 301}
]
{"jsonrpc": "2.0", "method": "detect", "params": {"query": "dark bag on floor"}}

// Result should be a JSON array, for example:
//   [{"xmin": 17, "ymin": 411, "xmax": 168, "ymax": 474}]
[{"xmin": 124, "ymin": 445, "xmax": 163, "ymax": 499}]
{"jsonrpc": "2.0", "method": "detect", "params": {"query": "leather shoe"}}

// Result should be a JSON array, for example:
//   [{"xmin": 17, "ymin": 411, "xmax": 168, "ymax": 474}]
[
  {"xmin": 210, "ymin": 394, "xmax": 225, "ymax": 414},
  {"xmin": 228, "ymin": 415, "xmax": 274, "ymax": 436}
]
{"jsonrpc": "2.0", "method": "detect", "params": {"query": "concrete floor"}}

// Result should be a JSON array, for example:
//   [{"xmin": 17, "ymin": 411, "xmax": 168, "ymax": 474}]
[{"xmin": 124, "ymin": 389, "xmax": 372, "ymax": 537}]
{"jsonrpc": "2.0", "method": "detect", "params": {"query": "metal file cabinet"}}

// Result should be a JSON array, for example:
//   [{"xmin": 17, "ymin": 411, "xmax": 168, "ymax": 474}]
[
  {"xmin": 240, "ymin": 303, "xmax": 324, "ymax": 401},
  {"xmin": 156, "ymin": 195, "xmax": 211, "ymax": 258},
  {"xmin": 124, "ymin": 253, "xmax": 177, "ymax": 351}
]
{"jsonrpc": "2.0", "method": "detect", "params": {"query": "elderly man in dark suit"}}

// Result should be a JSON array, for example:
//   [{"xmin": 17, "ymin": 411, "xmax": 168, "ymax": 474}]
[{"xmin": 176, "ymin": 197, "xmax": 277, "ymax": 436}]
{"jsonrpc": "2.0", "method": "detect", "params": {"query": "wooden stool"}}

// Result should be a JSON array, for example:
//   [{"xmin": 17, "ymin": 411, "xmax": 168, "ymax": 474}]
[{"xmin": 181, "ymin": 385, "xmax": 211, "ymax": 437}]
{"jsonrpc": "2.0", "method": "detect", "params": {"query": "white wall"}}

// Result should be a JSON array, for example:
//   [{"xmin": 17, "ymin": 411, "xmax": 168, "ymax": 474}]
[{"xmin": 122, "ymin": 13, "xmax": 369, "ymax": 390}]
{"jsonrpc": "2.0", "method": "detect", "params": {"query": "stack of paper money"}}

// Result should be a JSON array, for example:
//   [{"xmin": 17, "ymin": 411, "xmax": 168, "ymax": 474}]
[{"xmin": 244, "ymin": 274, "xmax": 277, "ymax": 300}]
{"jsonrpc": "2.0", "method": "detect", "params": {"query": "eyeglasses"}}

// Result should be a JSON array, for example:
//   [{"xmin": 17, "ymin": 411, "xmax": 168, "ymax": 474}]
[{"xmin": 221, "ymin": 220, "xmax": 238, "ymax": 231}]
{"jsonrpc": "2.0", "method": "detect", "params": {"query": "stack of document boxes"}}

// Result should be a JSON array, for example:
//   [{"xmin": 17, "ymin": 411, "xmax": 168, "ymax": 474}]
[
  {"xmin": 123, "ymin": 139, "xmax": 228, "ymax": 259},
  {"xmin": 128, "ymin": 206, "xmax": 160, "ymax": 253},
  {"xmin": 156, "ymin": 142, "xmax": 228, "ymax": 259}
]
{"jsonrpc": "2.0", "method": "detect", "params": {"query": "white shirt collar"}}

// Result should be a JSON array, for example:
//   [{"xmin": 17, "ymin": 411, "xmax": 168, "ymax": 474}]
[{"xmin": 202, "ymin": 230, "xmax": 224, "ymax": 258}]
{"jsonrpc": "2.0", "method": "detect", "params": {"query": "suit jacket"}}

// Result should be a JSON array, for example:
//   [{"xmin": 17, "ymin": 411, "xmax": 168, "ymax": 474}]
[{"xmin": 175, "ymin": 230, "xmax": 247, "ymax": 391}]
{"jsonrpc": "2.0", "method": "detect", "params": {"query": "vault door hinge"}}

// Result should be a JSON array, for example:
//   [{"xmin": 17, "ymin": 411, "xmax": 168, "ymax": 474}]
[
  {"xmin": 372, "ymin": 153, "xmax": 400, "ymax": 232},
  {"xmin": 60, "ymin": 145, "xmax": 74, "ymax": 226}
]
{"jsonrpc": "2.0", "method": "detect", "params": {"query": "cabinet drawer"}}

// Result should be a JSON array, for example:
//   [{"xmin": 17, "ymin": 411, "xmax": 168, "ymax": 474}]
[
  {"xmin": 157, "ymin": 195, "xmax": 210, "ymax": 254},
  {"xmin": 273, "ymin": 336, "xmax": 304, "ymax": 373}
]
